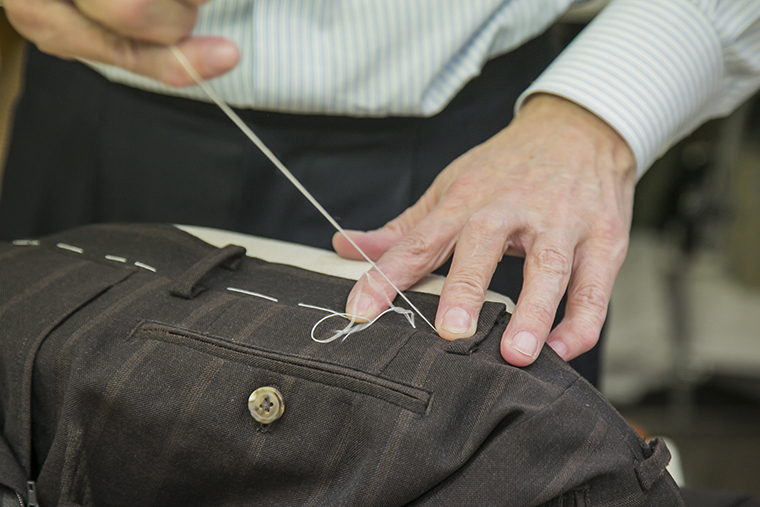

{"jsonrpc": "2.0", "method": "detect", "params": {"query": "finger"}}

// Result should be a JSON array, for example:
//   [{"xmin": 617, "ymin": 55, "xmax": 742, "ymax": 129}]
[
  {"xmin": 435, "ymin": 208, "xmax": 512, "ymax": 340},
  {"xmin": 500, "ymin": 239, "xmax": 574, "ymax": 366},
  {"xmin": 545, "ymin": 238, "xmax": 627, "ymax": 361},
  {"xmin": 332, "ymin": 229, "xmax": 401, "ymax": 262},
  {"xmin": 10, "ymin": 0, "xmax": 238, "ymax": 85},
  {"xmin": 74, "ymin": 0, "xmax": 199, "ymax": 45},
  {"xmin": 344, "ymin": 207, "xmax": 466, "ymax": 322},
  {"xmin": 333, "ymin": 187, "xmax": 439, "ymax": 261},
  {"xmin": 123, "ymin": 36, "xmax": 241, "ymax": 86}
]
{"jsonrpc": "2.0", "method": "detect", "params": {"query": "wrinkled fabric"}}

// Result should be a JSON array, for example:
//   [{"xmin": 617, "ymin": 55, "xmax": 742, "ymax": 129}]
[{"xmin": 0, "ymin": 224, "xmax": 683, "ymax": 506}]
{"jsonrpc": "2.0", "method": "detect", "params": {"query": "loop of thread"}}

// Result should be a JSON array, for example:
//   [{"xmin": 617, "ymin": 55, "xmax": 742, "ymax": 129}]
[{"xmin": 299, "ymin": 303, "xmax": 415, "ymax": 343}]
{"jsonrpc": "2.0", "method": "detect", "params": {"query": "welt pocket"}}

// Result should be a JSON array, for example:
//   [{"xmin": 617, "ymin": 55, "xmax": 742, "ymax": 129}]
[{"xmin": 132, "ymin": 321, "xmax": 432, "ymax": 414}]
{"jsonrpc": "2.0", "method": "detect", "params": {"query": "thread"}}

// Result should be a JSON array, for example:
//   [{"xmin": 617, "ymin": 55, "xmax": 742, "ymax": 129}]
[
  {"xmin": 56, "ymin": 243, "xmax": 84, "ymax": 254},
  {"xmin": 170, "ymin": 45, "xmax": 436, "ymax": 333},
  {"xmin": 227, "ymin": 287, "xmax": 279, "ymax": 302},
  {"xmin": 298, "ymin": 303, "xmax": 415, "ymax": 343},
  {"xmin": 134, "ymin": 261, "xmax": 157, "ymax": 272}
]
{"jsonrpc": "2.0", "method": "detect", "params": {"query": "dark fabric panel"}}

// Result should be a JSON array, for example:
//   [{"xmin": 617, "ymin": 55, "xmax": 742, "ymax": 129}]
[{"xmin": 0, "ymin": 224, "xmax": 682, "ymax": 506}]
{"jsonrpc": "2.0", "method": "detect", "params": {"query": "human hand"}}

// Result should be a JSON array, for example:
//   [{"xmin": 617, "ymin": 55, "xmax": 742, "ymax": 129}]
[
  {"xmin": 3, "ymin": 0, "xmax": 239, "ymax": 86},
  {"xmin": 333, "ymin": 94, "xmax": 636, "ymax": 366}
]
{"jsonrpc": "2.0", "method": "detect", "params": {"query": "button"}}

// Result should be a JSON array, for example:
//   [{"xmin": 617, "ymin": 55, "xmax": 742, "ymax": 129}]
[{"xmin": 248, "ymin": 387, "xmax": 284, "ymax": 424}]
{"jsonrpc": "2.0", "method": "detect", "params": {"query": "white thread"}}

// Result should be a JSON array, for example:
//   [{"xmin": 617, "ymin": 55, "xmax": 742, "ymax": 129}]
[
  {"xmin": 298, "ymin": 303, "xmax": 415, "ymax": 343},
  {"xmin": 227, "ymin": 287, "xmax": 279, "ymax": 302},
  {"xmin": 134, "ymin": 261, "xmax": 157, "ymax": 272},
  {"xmin": 170, "ymin": 46, "xmax": 436, "ymax": 334},
  {"xmin": 105, "ymin": 255, "xmax": 127, "ymax": 263},
  {"xmin": 297, "ymin": 303, "xmax": 336, "ymax": 313},
  {"xmin": 12, "ymin": 239, "xmax": 40, "ymax": 246},
  {"xmin": 56, "ymin": 243, "xmax": 84, "ymax": 254}
]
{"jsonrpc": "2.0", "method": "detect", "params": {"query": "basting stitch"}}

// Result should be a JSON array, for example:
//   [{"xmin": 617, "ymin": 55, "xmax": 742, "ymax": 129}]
[
  {"xmin": 12, "ymin": 239, "xmax": 40, "ymax": 246},
  {"xmin": 227, "ymin": 287, "xmax": 279, "ymax": 302},
  {"xmin": 56, "ymin": 243, "xmax": 84, "ymax": 254},
  {"xmin": 105, "ymin": 255, "xmax": 127, "ymax": 263},
  {"xmin": 134, "ymin": 261, "xmax": 157, "ymax": 272}
]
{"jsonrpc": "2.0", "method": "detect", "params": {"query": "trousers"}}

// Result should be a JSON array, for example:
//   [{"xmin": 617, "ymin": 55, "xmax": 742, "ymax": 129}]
[
  {"xmin": 0, "ymin": 224, "xmax": 681, "ymax": 506},
  {"xmin": 0, "ymin": 29, "xmax": 602, "ymax": 387}
]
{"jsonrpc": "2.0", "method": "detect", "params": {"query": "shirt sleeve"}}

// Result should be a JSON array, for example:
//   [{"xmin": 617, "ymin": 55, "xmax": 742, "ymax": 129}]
[{"xmin": 516, "ymin": 0, "xmax": 760, "ymax": 179}]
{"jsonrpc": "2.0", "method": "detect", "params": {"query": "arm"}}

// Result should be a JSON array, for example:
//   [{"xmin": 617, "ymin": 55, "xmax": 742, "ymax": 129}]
[
  {"xmin": 336, "ymin": 0, "xmax": 760, "ymax": 366},
  {"xmin": 2, "ymin": 0, "xmax": 239, "ymax": 85}
]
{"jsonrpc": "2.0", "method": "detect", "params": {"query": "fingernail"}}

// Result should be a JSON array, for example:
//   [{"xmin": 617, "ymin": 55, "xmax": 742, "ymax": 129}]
[
  {"xmin": 441, "ymin": 307, "xmax": 473, "ymax": 336},
  {"xmin": 511, "ymin": 331, "xmax": 539, "ymax": 357},
  {"xmin": 347, "ymin": 293, "xmax": 375, "ymax": 320},
  {"xmin": 205, "ymin": 43, "xmax": 239, "ymax": 73},
  {"xmin": 548, "ymin": 340, "xmax": 567, "ymax": 358}
]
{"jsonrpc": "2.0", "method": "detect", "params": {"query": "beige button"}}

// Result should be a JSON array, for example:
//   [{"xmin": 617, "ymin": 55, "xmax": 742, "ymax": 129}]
[{"xmin": 248, "ymin": 387, "xmax": 284, "ymax": 424}]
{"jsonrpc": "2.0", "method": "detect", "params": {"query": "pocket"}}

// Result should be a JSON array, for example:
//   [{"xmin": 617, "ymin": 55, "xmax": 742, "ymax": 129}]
[
  {"xmin": 540, "ymin": 487, "xmax": 589, "ymax": 507},
  {"xmin": 132, "ymin": 321, "xmax": 432, "ymax": 414}
]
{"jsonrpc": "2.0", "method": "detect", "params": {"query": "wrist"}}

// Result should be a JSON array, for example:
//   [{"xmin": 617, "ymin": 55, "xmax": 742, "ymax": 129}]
[{"xmin": 517, "ymin": 93, "xmax": 636, "ymax": 181}]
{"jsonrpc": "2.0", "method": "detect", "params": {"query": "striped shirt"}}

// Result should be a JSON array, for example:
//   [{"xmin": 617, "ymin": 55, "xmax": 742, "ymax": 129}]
[{"xmin": 90, "ymin": 0, "xmax": 760, "ymax": 177}]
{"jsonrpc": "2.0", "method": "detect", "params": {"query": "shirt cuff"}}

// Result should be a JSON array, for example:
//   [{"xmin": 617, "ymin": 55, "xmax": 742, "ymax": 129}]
[{"xmin": 516, "ymin": 0, "xmax": 724, "ymax": 179}]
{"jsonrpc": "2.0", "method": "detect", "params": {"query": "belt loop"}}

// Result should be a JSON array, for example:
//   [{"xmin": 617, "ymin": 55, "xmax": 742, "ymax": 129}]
[{"xmin": 169, "ymin": 245, "xmax": 246, "ymax": 299}]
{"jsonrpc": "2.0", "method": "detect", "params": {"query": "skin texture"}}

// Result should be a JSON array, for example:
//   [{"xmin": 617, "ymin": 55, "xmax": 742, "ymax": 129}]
[
  {"xmin": 2, "ymin": 0, "xmax": 239, "ymax": 85},
  {"xmin": 3, "ymin": 0, "xmax": 638, "ymax": 367},
  {"xmin": 334, "ymin": 94, "xmax": 636, "ymax": 366}
]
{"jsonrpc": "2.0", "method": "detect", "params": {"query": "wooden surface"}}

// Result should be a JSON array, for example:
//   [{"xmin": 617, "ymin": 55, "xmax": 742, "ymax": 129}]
[{"xmin": 0, "ymin": 10, "xmax": 26, "ymax": 193}]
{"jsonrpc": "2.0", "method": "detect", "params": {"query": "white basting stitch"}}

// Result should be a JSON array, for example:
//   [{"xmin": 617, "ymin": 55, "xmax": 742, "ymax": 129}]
[
  {"xmin": 105, "ymin": 255, "xmax": 127, "ymax": 263},
  {"xmin": 56, "ymin": 243, "xmax": 84, "ymax": 254},
  {"xmin": 12, "ymin": 239, "xmax": 40, "ymax": 246},
  {"xmin": 134, "ymin": 261, "xmax": 157, "ymax": 272},
  {"xmin": 227, "ymin": 287, "xmax": 279, "ymax": 302}
]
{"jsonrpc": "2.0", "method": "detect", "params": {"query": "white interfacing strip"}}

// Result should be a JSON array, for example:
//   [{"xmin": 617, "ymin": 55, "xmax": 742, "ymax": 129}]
[
  {"xmin": 170, "ymin": 45, "xmax": 436, "ymax": 333},
  {"xmin": 227, "ymin": 287, "xmax": 279, "ymax": 303}
]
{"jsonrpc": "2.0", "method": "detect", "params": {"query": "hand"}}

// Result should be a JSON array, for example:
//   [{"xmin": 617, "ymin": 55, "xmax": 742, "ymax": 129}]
[
  {"xmin": 333, "ymin": 94, "xmax": 636, "ymax": 366},
  {"xmin": 3, "ymin": 0, "xmax": 239, "ymax": 86}
]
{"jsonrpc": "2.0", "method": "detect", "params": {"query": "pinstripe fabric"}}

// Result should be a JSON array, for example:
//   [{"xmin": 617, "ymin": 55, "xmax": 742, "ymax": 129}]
[
  {"xmin": 0, "ymin": 224, "xmax": 684, "ymax": 506},
  {"xmin": 87, "ymin": 0, "xmax": 577, "ymax": 115},
  {"xmin": 520, "ymin": 0, "xmax": 760, "ymax": 177}
]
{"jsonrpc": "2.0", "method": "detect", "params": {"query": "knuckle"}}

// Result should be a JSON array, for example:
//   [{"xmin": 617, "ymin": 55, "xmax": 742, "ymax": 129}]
[
  {"xmin": 573, "ymin": 281, "xmax": 609, "ymax": 317},
  {"xmin": 447, "ymin": 268, "xmax": 487, "ymax": 301},
  {"xmin": 466, "ymin": 210, "xmax": 505, "ymax": 238},
  {"xmin": 397, "ymin": 232, "xmax": 435, "ymax": 259},
  {"xmin": 530, "ymin": 247, "xmax": 571, "ymax": 278},
  {"xmin": 520, "ymin": 299, "xmax": 556, "ymax": 327},
  {"xmin": 384, "ymin": 215, "xmax": 412, "ymax": 238},
  {"xmin": 391, "ymin": 232, "xmax": 441, "ymax": 273}
]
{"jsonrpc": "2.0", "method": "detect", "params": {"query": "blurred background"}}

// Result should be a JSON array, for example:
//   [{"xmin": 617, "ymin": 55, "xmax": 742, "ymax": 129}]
[{"xmin": 2, "ymin": 0, "xmax": 759, "ymax": 497}]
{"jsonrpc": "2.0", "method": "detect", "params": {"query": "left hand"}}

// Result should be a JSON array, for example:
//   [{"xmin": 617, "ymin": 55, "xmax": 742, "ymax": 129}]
[{"xmin": 333, "ymin": 94, "xmax": 636, "ymax": 366}]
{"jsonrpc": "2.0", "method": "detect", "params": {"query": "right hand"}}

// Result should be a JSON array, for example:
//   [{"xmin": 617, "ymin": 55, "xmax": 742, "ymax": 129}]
[{"xmin": 3, "ymin": 0, "xmax": 239, "ymax": 86}]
